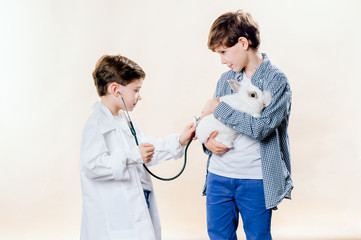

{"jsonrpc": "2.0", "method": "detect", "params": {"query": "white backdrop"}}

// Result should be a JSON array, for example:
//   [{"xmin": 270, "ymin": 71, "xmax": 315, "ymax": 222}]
[{"xmin": 1, "ymin": 0, "xmax": 361, "ymax": 239}]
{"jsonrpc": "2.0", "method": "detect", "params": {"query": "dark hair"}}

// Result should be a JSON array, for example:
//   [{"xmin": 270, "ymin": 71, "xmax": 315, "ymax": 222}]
[
  {"xmin": 92, "ymin": 55, "xmax": 146, "ymax": 96},
  {"xmin": 208, "ymin": 10, "xmax": 260, "ymax": 51}
]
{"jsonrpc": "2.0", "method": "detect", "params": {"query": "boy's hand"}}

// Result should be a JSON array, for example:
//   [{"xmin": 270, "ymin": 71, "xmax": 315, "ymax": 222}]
[
  {"xmin": 138, "ymin": 143, "xmax": 155, "ymax": 163},
  {"xmin": 201, "ymin": 98, "xmax": 220, "ymax": 119},
  {"xmin": 204, "ymin": 131, "xmax": 229, "ymax": 155},
  {"xmin": 179, "ymin": 123, "xmax": 196, "ymax": 147}
]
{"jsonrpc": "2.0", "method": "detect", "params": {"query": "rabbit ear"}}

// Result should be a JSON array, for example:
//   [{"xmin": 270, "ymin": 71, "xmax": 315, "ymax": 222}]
[
  {"xmin": 228, "ymin": 80, "xmax": 241, "ymax": 92},
  {"xmin": 263, "ymin": 91, "xmax": 272, "ymax": 107}
]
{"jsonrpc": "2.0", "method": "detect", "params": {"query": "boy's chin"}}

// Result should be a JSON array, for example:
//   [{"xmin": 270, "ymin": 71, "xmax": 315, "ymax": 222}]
[
  {"xmin": 126, "ymin": 103, "xmax": 138, "ymax": 112},
  {"xmin": 128, "ymin": 105, "xmax": 136, "ymax": 112}
]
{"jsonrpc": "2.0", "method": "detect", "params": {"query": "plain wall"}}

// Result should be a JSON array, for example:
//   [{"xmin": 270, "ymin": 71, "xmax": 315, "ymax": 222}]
[{"xmin": 1, "ymin": 0, "xmax": 360, "ymax": 239}]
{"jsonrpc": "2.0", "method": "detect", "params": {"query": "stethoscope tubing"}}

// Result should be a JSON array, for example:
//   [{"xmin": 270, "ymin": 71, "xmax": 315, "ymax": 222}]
[{"xmin": 119, "ymin": 92, "xmax": 191, "ymax": 181}]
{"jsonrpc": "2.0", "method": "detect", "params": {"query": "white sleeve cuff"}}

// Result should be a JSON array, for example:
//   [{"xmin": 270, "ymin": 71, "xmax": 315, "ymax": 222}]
[{"xmin": 164, "ymin": 134, "xmax": 184, "ymax": 159}]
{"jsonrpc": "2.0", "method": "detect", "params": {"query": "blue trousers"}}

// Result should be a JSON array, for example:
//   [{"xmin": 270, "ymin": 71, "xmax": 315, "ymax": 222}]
[
  {"xmin": 143, "ymin": 190, "xmax": 151, "ymax": 208},
  {"xmin": 206, "ymin": 172, "xmax": 272, "ymax": 240}
]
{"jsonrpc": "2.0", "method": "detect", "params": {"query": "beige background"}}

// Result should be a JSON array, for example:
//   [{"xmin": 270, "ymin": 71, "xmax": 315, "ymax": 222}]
[{"xmin": 1, "ymin": 0, "xmax": 361, "ymax": 239}]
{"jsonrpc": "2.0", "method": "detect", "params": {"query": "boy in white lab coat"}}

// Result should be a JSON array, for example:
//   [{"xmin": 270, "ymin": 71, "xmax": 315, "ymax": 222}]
[{"xmin": 80, "ymin": 54, "xmax": 196, "ymax": 240}]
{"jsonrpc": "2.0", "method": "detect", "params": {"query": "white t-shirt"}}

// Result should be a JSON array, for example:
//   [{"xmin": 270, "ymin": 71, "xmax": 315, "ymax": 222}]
[{"xmin": 208, "ymin": 74, "xmax": 263, "ymax": 179}]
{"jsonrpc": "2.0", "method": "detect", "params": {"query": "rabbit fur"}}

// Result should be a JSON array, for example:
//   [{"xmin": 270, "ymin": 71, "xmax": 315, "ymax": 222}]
[{"xmin": 196, "ymin": 79, "xmax": 272, "ymax": 148}]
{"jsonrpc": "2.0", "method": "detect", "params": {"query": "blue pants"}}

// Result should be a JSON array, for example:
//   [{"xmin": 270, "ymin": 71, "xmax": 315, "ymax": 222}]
[
  {"xmin": 143, "ymin": 190, "xmax": 151, "ymax": 208},
  {"xmin": 206, "ymin": 172, "xmax": 272, "ymax": 240}
]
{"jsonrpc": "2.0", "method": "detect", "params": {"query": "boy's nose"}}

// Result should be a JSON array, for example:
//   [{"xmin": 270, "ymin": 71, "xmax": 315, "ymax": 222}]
[{"xmin": 220, "ymin": 57, "xmax": 226, "ymax": 65}]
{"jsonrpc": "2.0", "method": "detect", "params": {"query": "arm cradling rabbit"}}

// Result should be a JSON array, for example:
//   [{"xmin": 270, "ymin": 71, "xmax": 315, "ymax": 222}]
[{"xmin": 196, "ymin": 79, "xmax": 272, "ymax": 149}]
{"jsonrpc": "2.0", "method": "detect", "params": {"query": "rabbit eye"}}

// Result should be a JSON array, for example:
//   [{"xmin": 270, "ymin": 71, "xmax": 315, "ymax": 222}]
[{"xmin": 248, "ymin": 91, "xmax": 258, "ymax": 98}]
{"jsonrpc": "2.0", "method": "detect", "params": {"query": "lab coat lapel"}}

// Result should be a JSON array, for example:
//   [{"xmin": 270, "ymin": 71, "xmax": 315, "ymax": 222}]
[
  {"xmin": 92, "ymin": 102, "xmax": 134, "ymax": 138},
  {"xmin": 92, "ymin": 102, "xmax": 117, "ymax": 133}
]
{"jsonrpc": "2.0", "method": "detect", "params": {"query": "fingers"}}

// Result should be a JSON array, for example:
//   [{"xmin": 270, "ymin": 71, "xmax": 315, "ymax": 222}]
[
  {"xmin": 186, "ymin": 122, "xmax": 197, "ymax": 135},
  {"xmin": 144, "ymin": 146, "xmax": 155, "ymax": 157},
  {"xmin": 213, "ymin": 145, "xmax": 229, "ymax": 155},
  {"xmin": 144, "ymin": 147, "xmax": 154, "ymax": 156},
  {"xmin": 213, "ymin": 149, "xmax": 228, "ymax": 155},
  {"xmin": 204, "ymin": 132, "xmax": 229, "ymax": 155},
  {"xmin": 139, "ymin": 143, "xmax": 154, "ymax": 163},
  {"xmin": 179, "ymin": 123, "xmax": 197, "ymax": 146},
  {"xmin": 140, "ymin": 143, "xmax": 154, "ymax": 151},
  {"xmin": 140, "ymin": 143, "xmax": 154, "ymax": 148},
  {"xmin": 209, "ymin": 131, "xmax": 218, "ymax": 138},
  {"xmin": 143, "ymin": 153, "xmax": 153, "ymax": 163},
  {"xmin": 186, "ymin": 122, "xmax": 196, "ymax": 131},
  {"xmin": 211, "ymin": 143, "xmax": 228, "ymax": 155},
  {"xmin": 213, "ymin": 140, "xmax": 228, "ymax": 152}
]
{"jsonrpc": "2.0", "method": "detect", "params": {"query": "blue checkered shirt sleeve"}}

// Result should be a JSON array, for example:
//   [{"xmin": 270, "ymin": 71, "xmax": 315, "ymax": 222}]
[{"xmin": 214, "ymin": 75, "xmax": 291, "ymax": 141}]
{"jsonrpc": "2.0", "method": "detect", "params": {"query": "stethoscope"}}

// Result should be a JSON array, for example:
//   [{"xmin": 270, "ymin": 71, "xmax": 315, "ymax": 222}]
[{"xmin": 117, "ymin": 91, "xmax": 199, "ymax": 181}]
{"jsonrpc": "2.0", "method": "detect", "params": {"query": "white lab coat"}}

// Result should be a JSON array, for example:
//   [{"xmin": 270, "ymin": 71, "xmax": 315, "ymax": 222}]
[{"xmin": 80, "ymin": 102, "xmax": 184, "ymax": 240}]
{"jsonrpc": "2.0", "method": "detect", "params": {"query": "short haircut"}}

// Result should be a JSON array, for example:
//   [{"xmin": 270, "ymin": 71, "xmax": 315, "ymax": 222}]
[
  {"xmin": 92, "ymin": 55, "xmax": 145, "ymax": 96},
  {"xmin": 208, "ymin": 10, "xmax": 260, "ymax": 52}
]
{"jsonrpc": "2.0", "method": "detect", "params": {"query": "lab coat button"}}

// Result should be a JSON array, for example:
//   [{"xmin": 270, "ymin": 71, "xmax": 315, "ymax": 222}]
[{"xmin": 232, "ymin": 126, "xmax": 236, "ymax": 129}]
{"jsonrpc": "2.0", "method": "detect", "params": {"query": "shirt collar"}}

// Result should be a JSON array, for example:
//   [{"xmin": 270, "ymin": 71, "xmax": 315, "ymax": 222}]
[
  {"xmin": 233, "ymin": 53, "xmax": 269, "ymax": 87},
  {"xmin": 234, "ymin": 71, "xmax": 243, "ymax": 81},
  {"xmin": 92, "ymin": 101, "xmax": 120, "ymax": 133},
  {"xmin": 251, "ymin": 53, "xmax": 269, "ymax": 84}
]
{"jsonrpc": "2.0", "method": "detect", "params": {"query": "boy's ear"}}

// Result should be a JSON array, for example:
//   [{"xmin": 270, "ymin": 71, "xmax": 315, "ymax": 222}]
[
  {"xmin": 238, "ymin": 37, "xmax": 249, "ymax": 50},
  {"xmin": 108, "ymin": 83, "xmax": 120, "ymax": 96},
  {"xmin": 228, "ymin": 80, "xmax": 241, "ymax": 92}
]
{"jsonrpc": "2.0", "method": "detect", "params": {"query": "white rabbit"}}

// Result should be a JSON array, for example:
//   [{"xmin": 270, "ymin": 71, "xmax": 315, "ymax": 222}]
[{"xmin": 196, "ymin": 79, "xmax": 272, "ymax": 148}]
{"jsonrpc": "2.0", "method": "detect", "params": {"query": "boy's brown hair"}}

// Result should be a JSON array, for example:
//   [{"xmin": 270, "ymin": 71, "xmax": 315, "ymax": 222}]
[
  {"xmin": 92, "ymin": 54, "xmax": 145, "ymax": 96},
  {"xmin": 208, "ymin": 10, "xmax": 260, "ymax": 52}
]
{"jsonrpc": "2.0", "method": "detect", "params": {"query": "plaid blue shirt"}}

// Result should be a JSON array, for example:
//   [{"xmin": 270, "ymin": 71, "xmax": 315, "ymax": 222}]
[{"xmin": 202, "ymin": 53, "xmax": 293, "ymax": 209}]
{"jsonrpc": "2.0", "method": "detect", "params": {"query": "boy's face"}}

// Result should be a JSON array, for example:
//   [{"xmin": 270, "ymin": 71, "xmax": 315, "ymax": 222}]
[
  {"xmin": 215, "ymin": 41, "xmax": 247, "ymax": 73},
  {"xmin": 117, "ymin": 78, "xmax": 143, "ymax": 112}
]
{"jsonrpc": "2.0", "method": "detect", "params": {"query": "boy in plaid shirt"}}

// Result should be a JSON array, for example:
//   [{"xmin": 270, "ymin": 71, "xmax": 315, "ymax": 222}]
[{"xmin": 200, "ymin": 10, "xmax": 293, "ymax": 240}]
